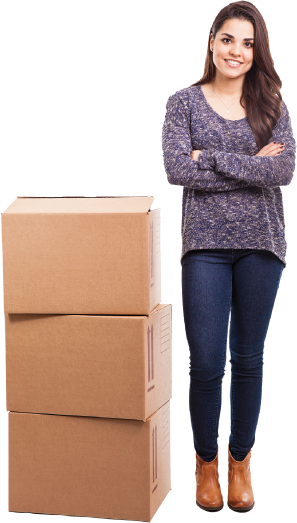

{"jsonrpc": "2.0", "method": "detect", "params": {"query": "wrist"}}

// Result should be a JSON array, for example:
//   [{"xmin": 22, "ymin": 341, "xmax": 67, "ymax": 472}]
[{"xmin": 198, "ymin": 149, "xmax": 216, "ymax": 170}]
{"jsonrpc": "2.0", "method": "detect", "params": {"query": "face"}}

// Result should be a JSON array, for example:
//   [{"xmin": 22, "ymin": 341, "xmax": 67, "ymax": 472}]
[{"xmin": 210, "ymin": 18, "xmax": 254, "ymax": 79}]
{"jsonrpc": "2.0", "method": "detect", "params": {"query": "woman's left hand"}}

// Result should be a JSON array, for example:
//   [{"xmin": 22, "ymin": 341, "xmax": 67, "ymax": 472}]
[{"xmin": 190, "ymin": 149, "xmax": 202, "ymax": 162}]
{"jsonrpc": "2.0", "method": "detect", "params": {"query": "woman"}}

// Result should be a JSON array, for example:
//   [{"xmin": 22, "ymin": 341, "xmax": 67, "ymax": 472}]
[{"xmin": 162, "ymin": 1, "xmax": 295, "ymax": 513}]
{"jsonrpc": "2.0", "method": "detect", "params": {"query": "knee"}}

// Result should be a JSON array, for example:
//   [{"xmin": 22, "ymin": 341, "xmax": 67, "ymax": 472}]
[
  {"xmin": 189, "ymin": 363, "xmax": 225, "ymax": 391},
  {"xmin": 230, "ymin": 345, "xmax": 264, "ymax": 376}
]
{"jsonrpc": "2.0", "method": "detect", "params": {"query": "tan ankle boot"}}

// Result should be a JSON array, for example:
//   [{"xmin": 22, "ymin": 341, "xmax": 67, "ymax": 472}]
[
  {"xmin": 228, "ymin": 445, "xmax": 255, "ymax": 512},
  {"xmin": 195, "ymin": 447, "xmax": 224, "ymax": 511}
]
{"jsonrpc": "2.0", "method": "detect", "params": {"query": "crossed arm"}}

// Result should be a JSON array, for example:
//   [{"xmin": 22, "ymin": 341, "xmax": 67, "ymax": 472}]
[
  {"xmin": 162, "ymin": 92, "xmax": 296, "ymax": 192},
  {"xmin": 191, "ymin": 141, "xmax": 284, "ymax": 164}
]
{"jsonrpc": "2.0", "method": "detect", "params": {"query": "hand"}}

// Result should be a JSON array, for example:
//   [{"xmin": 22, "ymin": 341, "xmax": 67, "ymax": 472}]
[
  {"xmin": 255, "ymin": 141, "xmax": 285, "ymax": 157},
  {"xmin": 190, "ymin": 149, "xmax": 202, "ymax": 162}
]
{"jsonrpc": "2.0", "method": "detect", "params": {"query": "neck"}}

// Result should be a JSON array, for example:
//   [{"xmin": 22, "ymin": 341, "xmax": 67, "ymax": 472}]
[{"xmin": 211, "ymin": 72, "xmax": 245, "ymax": 99}]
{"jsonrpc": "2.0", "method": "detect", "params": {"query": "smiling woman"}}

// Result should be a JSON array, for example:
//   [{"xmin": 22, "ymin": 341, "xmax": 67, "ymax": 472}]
[
  {"xmin": 162, "ymin": 0, "xmax": 296, "ymax": 515},
  {"xmin": 190, "ymin": 3, "xmax": 283, "ymax": 149},
  {"xmin": 211, "ymin": 19, "xmax": 255, "ymax": 84},
  {"xmin": 198, "ymin": 18, "xmax": 255, "ymax": 121}
]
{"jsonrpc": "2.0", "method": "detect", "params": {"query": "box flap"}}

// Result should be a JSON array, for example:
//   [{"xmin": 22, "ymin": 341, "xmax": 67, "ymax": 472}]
[
  {"xmin": 2, "ymin": 196, "xmax": 154, "ymax": 214},
  {"xmin": 150, "ymin": 303, "xmax": 170, "ymax": 315}
]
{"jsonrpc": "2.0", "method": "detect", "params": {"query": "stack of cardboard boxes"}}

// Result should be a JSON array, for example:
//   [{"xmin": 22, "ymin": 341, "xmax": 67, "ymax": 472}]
[{"xmin": 1, "ymin": 196, "xmax": 172, "ymax": 522}]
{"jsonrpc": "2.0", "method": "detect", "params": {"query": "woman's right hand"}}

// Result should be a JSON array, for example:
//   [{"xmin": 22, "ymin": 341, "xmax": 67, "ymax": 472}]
[{"xmin": 255, "ymin": 141, "xmax": 285, "ymax": 156}]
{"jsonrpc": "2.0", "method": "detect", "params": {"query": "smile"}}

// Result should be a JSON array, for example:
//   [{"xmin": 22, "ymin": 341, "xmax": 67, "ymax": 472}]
[{"xmin": 224, "ymin": 59, "xmax": 243, "ymax": 67}]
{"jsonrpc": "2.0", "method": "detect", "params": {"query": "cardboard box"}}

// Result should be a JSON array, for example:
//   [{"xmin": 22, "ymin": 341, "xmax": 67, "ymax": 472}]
[
  {"xmin": 1, "ymin": 196, "xmax": 161, "ymax": 314},
  {"xmin": 9, "ymin": 401, "xmax": 171, "ymax": 522},
  {"xmin": 6, "ymin": 303, "xmax": 172, "ymax": 420}
]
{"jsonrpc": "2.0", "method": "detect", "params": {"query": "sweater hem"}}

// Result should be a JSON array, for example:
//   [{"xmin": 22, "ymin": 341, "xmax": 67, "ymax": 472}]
[{"xmin": 180, "ymin": 244, "xmax": 286, "ymax": 268}]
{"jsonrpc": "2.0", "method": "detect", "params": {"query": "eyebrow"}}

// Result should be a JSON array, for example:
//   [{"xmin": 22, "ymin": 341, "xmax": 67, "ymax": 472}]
[{"xmin": 221, "ymin": 32, "xmax": 254, "ymax": 41}]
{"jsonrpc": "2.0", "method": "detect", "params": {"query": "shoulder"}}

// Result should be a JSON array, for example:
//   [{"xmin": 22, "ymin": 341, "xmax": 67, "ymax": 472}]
[
  {"xmin": 274, "ymin": 99, "xmax": 290, "ymax": 131},
  {"xmin": 280, "ymin": 99, "xmax": 289, "ymax": 119},
  {"xmin": 271, "ymin": 98, "xmax": 295, "ymax": 144},
  {"xmin": 164, "ymin": 87, "xmax": 202, "ymax": 126},
  {"xmin": 166, "ymin": 85, "xmax": 200, "ymax": 109}
]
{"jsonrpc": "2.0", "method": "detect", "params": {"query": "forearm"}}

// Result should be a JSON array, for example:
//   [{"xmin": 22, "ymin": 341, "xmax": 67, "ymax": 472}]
[
  {"xmin": 198, "ymin": 148, "xmax": 295, "ymax": 188},
  {"xmin": 162, "ymin": 92, "xmax": 295, "ymax": 191},
  {"xmin": 165, "ymin": 154, "xmax": 252, "ymax": 192},
  {"xmin": 162, "ymin": 106, "xmax": 252, "ymax": 192}
]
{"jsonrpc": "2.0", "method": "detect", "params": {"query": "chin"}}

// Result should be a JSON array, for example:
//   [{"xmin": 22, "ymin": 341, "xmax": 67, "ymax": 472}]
[
  {"xmin": 219, "ymin": 70, "xmax": 242, "ymax": 79},
  {"xmin": 222, "ymin": 65, "xmax": 245, "ymax": 77}
]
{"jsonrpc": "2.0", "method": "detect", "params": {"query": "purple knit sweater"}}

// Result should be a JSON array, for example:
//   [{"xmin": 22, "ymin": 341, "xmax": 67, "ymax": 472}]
[{"xmin": 162, "ymin": 84, "xmax": 296, "ymax": 267}]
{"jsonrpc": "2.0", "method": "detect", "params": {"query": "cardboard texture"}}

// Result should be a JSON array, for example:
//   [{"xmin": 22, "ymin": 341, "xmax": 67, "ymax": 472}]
[
  {"xmin": 9, "ymin": 402, "xmax": 171, "ymax": 522},
  {"xmin": 1, "ymin": 196, "xmax": 161, "ymax": 315},
  {"xmin": 6, "ymin": 304, "xmax": 172, "ymax": 420}
]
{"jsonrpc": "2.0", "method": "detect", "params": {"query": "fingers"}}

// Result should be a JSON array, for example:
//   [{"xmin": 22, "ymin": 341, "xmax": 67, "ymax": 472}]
[
  {"xmin": 265, "ymin": 142, "xmax": 284, "ymax": 153},
  {"xmin": 190, "ymin": 150, "xmax": 201, "ymax": 162},
  {"xmin": 258, "ymin": 142, "xmax": 285, "ymax": 157},
  {"xmin": 270, "ymin": 143, "xmax": 285, "ymax": 156}
]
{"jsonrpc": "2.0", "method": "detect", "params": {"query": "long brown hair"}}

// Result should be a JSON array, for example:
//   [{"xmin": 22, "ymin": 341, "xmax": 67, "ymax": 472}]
[{"xmin": 190, "ymin": 1, "xmax": 282, "ymax": 150}]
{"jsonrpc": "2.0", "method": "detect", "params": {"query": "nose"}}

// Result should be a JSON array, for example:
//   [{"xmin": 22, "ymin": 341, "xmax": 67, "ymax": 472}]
[{"xmin": 229, "ymin": 42, "xmax": 242, "ymax": 58}]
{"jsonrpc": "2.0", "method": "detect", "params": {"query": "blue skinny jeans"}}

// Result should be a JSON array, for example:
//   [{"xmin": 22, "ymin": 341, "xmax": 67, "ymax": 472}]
[{"xmin": 181, "ymin": 248, "xmax": 284, "ymax": 462}]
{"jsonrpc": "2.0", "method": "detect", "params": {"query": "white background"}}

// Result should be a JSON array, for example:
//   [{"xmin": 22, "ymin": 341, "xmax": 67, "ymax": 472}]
[{"xmin": 0, "ymin": 1, "xmax": 296, "ymax": 521}]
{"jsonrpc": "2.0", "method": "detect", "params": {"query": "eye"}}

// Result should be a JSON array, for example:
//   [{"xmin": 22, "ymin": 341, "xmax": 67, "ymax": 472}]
[{"xmin": 221, "ymin": 38, "xmax": 253, "ymax": 48}]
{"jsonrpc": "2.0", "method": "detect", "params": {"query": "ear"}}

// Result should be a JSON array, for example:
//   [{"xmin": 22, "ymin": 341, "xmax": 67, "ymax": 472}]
[{"xmin": 210, "ymin": 33, "xmax": 214, "ymax": 51}]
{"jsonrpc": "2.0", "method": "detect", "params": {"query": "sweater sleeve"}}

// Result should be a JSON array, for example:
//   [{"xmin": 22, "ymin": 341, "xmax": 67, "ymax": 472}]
[
  {"xmin": 198, "ymin": 100, "xmax": 296, "ymax": 188},
  {"xmin": 162, "ymin": 92, "xmax": 253, "ymax": 192}
]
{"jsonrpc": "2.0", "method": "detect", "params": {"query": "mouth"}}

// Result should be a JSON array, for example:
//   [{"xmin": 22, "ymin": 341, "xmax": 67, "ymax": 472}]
[{"xmin": 224, "ymin": 59, "xmax": 243, "ymax": 67}]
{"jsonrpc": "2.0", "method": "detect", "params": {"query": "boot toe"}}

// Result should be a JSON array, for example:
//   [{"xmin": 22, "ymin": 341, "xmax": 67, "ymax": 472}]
[
  {"xmin": 196, "ymin": 498, "xmax": 224, "ymax": 512},
  {"xmin": 197, "ymin": 492, "xmax": 223, "ymax": 508},
  {"xmin": 227, "ymin": 500, "xmax": 255, "ymax": 512}
]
